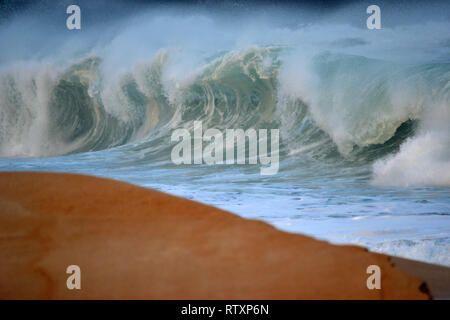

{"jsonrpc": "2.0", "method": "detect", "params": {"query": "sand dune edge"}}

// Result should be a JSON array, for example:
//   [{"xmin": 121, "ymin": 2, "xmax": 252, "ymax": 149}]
[{"xmin": 0, "ymin": 172, "xmax": 430, "ymax": 299}]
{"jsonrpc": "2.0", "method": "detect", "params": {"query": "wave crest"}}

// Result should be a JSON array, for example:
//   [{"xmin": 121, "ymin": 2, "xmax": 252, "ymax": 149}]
[{"xmin": 0, "ymin": 46, "xmax": 449, "ymax": 187}]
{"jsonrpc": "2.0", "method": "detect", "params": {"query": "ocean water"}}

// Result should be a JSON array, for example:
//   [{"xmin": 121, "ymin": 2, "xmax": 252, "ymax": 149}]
[{"xmin": 0, "ymin": 1, "xmax": 449, "ymax": 266}]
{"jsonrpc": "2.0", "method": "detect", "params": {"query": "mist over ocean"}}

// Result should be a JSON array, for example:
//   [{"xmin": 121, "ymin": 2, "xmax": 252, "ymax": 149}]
[{"xmin": 0, "ymin": 0, "xmax": 449, "ymax": 265}]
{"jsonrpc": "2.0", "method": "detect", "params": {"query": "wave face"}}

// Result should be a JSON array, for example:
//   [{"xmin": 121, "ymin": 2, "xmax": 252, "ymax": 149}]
[
  {"xmin": 0, "ymin": 2, "xmax": 449, "ymax": 188},
  {"xmin": 1, "ymin": 47, "xmax": 449, "ymax": 186}
]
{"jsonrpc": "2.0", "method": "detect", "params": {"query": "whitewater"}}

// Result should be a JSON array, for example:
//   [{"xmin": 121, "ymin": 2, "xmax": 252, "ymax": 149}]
[{"xmin": 0, "ymin": 1, "xmax": 449, "ymax": 266}]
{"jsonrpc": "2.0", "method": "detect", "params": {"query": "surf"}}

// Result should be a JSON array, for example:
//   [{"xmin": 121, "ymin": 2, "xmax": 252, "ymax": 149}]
[{"xmin": 0, "ymin": 3, "xmax": 449, "ymax": 188}]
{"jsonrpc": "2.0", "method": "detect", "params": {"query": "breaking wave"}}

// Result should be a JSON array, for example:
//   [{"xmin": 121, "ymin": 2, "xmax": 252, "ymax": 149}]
[{"xmin": 0, "ymin": 4, "xmax": 449, "ymax": 188}]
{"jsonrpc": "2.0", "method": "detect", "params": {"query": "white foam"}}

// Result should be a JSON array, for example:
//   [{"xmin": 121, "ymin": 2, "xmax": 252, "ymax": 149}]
[
  {"xmin": 0, "ymin": 63, "xmax": 57, "ymax": 157},
  {"xmin": 372, "ymin": 104, "xmax": 450, "ymax": 187},
  {"xmin": 371, "ymin": 239, "xmax": 450, "ymax": 267}
]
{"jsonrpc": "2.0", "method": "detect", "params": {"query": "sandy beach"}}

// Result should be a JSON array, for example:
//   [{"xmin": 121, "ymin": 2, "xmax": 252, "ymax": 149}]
[{"xmin": 0, "ymin": 172, "xmax": 446, "ymax": 299}]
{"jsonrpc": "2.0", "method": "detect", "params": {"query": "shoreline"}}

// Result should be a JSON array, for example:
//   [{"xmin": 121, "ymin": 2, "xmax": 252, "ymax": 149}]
[{"xmin": 0, "ymin": 171, "xmax": 446, "ymax": 299}]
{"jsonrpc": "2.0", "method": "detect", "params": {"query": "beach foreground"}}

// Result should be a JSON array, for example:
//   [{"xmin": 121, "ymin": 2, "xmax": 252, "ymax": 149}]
[{"xmin": 0, "ymin": 172, "xmax": 441, "ymax": 299}]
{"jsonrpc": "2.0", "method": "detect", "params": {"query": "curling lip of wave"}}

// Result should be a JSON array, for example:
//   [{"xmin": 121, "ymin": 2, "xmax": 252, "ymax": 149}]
[{"xmin": 0, "ymin": 46, "xmax": 449, "ymax": 187}]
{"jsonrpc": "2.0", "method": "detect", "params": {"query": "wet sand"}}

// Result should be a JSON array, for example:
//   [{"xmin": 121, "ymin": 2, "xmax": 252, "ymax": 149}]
[{"xmin": 0, "ymin": 172, "xmax": 439, "ymax": 299}]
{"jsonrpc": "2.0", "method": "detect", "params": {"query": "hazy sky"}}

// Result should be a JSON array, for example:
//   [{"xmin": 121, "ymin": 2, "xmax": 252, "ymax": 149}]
[{"xmin": 0, "ymin": 0, "xmax": 448, "ymax": 65}]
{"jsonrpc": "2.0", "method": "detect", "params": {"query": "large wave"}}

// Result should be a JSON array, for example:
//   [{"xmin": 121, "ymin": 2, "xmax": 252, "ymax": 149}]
[{"xmin": 0, "ymin": 2, "xmax": 449, "ymax": 187}]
